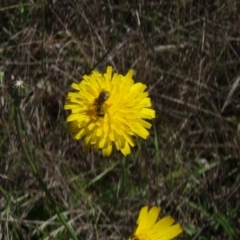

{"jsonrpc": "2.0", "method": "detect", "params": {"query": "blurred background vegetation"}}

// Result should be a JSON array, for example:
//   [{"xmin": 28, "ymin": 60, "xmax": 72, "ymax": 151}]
[{"xmin": 0, "ymin": 0, "xmax": 240, "ymax": 239}]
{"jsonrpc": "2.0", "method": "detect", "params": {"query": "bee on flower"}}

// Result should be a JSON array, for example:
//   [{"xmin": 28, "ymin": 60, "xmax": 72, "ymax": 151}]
[
  {"xmin": 64, "ymin": 66, "xmax": 155, "ymax": 156},
  {"xmin": 94, "ymin": 90, "xmax": 110, "ymax": 117}
]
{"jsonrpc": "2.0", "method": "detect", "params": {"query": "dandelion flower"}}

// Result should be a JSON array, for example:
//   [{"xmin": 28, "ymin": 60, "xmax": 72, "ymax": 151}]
[
  {"xmin": 129, "ymin": 206, "xmax": 183, "ymax": 240},
  {"xmin": 64, "ymin": 66, "xmax": 155, "ymax": 156}
]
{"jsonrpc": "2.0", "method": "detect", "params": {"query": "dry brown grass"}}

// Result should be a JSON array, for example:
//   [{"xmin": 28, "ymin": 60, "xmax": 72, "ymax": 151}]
[{"xmin": 0, "ymin": 1, "xmax": 240, "ymax": 239}]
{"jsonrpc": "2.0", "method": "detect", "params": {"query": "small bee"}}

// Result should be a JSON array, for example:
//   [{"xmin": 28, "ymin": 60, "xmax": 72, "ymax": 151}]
[{"xmin": 94, "ymin": 90, "xmax": 109, "ymax": 117}]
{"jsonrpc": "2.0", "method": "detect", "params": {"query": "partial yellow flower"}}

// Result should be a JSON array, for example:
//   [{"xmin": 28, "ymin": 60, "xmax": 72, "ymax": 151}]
[
  {"xmin": 129, "ymin": 206, "xmax": 183, "ymax": 240},
  {"xmin": 64, "ymin": 66, "xmax": 155, "ymax": 156}
]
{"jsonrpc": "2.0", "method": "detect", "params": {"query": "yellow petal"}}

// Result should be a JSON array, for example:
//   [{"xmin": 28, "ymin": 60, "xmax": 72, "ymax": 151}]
[
  {"xmin": 135, "ymin": 206, "xmax": 160, "ymax": 235},
  {"xmin": 159, "ymin": 224, "xmax": 183, "ymax": 240}
]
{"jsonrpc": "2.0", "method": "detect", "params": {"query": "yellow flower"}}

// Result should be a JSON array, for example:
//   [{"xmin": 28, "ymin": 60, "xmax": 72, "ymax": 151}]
[
  {"xmin": 129, "ymin": 206, "xmax": 183, "ymax": 240},
  {"xmin": 64, "ymin": 66, "xmax": 155, "ymax": 156}
]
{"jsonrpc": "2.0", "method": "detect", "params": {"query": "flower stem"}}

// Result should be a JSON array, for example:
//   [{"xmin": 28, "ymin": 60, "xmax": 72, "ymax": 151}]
[{"xmin": 14, "ymin": 106, "xmax": 78, "ymax": 240}]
